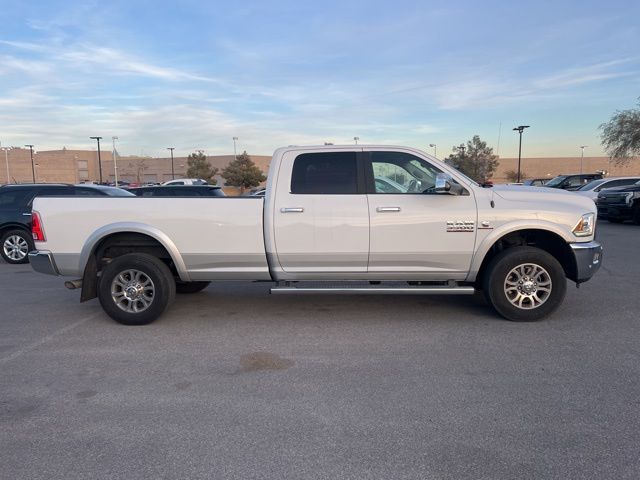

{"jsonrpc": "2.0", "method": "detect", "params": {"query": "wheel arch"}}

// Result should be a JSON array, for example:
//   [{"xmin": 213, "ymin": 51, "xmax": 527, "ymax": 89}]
[{"xmin": 468, "ymin": 225, "xmax": 577, "ymax": 284}]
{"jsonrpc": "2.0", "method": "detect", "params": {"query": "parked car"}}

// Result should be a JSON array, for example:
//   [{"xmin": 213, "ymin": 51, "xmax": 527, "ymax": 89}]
[
  {"xmin": 29, "ymin": 145, "xmax": 601, "ymax": 325},
  {"xmin": 595, "ymin": 180, "xmax": 640, "ymax": 224},
  {"xmin": 161, "ymin": 178, "xmax": 209, "ymax": 186},
  {"xmin": 0, "ymin": 184, "xmax": 133, "ymax": 264},
  {"xmin": 129, "ymin": 186, "xmax": 226, "ymax": 197},
  {"xmin": 545, "ymin": 174, "xmax": 604, "ymax": 191},
  {"xmin": 522, "ymin": 178, "xmax": 549, "ymax": 187},
  {"xmin": 575, "ymin": 177, "xmax": 640, "ymax": 201}
]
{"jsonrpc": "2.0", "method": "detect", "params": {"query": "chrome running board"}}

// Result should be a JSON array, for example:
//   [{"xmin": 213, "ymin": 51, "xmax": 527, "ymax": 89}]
[{"xmin": 270, "ymin": 286, "xmax": 475, "ymax": 295}]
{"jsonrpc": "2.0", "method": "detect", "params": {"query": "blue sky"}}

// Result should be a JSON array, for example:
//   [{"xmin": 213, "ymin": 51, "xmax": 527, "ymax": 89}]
[{"xmin": 0, "ymin": 0, "xmax": 638, "ymax": 158}]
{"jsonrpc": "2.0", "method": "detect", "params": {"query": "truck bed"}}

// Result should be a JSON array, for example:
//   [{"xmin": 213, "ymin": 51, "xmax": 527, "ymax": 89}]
[{"xmin": 33, "ymin": 197, "xmax": 271, "ymax": 280}]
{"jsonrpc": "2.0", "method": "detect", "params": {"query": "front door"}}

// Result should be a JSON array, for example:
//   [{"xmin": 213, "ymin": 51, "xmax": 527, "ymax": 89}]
[
  {"xmin": 272, "ymin": 149, "xmax": 369, "ymax": 273},
  {"xmin": 365, "ymin": 149, "xmax": 477, "ymax": 279}
]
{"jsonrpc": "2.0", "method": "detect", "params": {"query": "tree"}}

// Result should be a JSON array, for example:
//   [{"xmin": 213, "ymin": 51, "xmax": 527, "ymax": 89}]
[
  {"xmin": 222, "ymin": 151, "xmax": 266, "ymax": 193},
  {"xmin": 445, "ymin": 135, "xmax": 499, "ymax": 182},
  {"xmin": 504, "ymin": 169, "xmax": 528, "ymax": 183},
  {"xmin": 186, "ymin": 151, "xmax": 219, "ymax": 184},
  {"xmin": 600, "ymin": 98, "xmax": 640, "ymax": 164}
]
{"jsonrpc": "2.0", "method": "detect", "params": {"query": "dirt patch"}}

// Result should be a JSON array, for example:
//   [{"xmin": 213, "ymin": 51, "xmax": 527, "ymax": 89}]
[{"xmin": 239, "ymin": 352, "xmax": 294, "ymax": 372}]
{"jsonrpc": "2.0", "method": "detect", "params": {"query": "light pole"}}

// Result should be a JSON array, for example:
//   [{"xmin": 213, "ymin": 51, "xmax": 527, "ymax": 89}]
[
  {"xmin": 429, "ymin": 143, "xmax": 437, "ymax": 157},
  {"xmin": 90, "ymin": 136, "xmax": 103, "ymax": 183},
  {"xmin": 1, "ymin": 145, "xmax": 9, "ymax": 184},
  {"xmin": 354, "ymin": 136, "xmax": 359, "ymax": 145},
  {"xmin": 512, "ymin": 125, "xmax": 530, "ymax": 183},
  {"xmin": 580, "ymin": 145, "xmax": 587, "ymax": 174},
  {"xmin": 232, "ymin": 137, "xmax": 238, "ymax": 161},
  {"xmin": 167, "ymin": 147, "xmax": 175, "ymax": 180},
  {"xmin": 112, "ymin": 136, "xmax": 119, "ymax": 186},
  {"xmin": 24, "ymin": 144, "xmax": 35, "ymax": 183}
]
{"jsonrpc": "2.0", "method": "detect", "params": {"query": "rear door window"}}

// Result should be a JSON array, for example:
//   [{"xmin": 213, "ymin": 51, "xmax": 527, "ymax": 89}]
[
  {"xmin": 291, "ymin": 152, "xmax": 359, "ymax": 194},
  {"xmin": 0, "ymin": 189, "xmax": 34, "ymax": 207}
]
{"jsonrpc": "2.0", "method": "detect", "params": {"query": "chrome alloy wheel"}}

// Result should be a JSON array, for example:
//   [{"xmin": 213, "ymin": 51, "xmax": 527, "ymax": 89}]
[
  {"xmin": 504, "ymin": 263, "xmax": 552, "ymax": 310},
  {"xmin": 3, "ymin": 235, "xmax": 29, "ymax": 261},
  {"xmin": 111, "ymin": 269, "xmax": 155, "ymax": 313}
]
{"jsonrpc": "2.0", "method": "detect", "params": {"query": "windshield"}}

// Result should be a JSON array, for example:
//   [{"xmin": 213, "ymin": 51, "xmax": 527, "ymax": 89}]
[
  {"xmin": 545, "ymin": 175, "xmax": 567, "ymax": 187},
  {"xmin": 578, "ymin": 179, "xmax": 605, "ymax": 191}
]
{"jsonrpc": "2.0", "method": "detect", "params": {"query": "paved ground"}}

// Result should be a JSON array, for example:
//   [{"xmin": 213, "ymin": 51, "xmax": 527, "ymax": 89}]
[{"xmin": 1, "ymin": 222, "xmax": 639, "ymax": 479}]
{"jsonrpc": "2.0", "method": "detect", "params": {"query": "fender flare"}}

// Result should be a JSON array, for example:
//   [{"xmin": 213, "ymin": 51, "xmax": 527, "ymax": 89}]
[
  {"xmin": 79, "ymin": 222, "xmax": 190, "ymax": 282},
  {"xmin": 466, "ymin": 220, "xmax": 574, "ymax": 283}
]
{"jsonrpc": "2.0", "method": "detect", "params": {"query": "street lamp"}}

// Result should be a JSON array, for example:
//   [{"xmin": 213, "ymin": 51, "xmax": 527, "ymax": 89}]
[
  {"xmin": 112, "ymin": 136, "xmax": 119, "ymax": 186},
  {"xmin": 429, "ymin": 143, "xmax": 437, "ymax": 157},
  {"xmin": 167, "ymin": 147, "xmax": 175, "ymax": 180},
  {"xmin": 232, "ymin": 137, "xmax": 238, "ymax": 161},
  {"xmin": 24, "ymin": 144, "xmax": 35, "ymax": 183},
  {"xmin": 89, "ymin": 136, "xmax": 103, "ymax": 183},
  {"xmin": 580, "ymin": 145, "xmax": 587, "ymax": 174},
  {"xmin": 354, "ymin": 136, "xmax": 359, "ymax": 145},
  {"xmin": 512, "ymin": 125, "xmax": 530, "ymax": 183},
  {"xmin": 0, "ymin": 141, "xmax": 9, "ymax": 184}
]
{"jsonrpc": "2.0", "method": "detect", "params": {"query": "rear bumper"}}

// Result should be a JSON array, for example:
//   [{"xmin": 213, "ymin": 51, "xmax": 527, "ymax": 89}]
[
  {"xmin": 569, "ymin": 241, "xmax": 602, "ymax": 284},
  {"xmin": 28, "ymin": 250, "xmax": 60, "ymax": 276}
]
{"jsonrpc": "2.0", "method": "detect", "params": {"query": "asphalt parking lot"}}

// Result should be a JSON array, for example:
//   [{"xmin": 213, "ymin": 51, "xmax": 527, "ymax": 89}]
[{"xmin": 1, "ymin": 222, "xmax": 639, "ymax": 480}]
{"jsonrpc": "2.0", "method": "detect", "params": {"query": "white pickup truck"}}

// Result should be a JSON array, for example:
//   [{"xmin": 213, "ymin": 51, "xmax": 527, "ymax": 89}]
[{"xmin": 29, "ymin": 145, "xmax": 602, "ymax": 325}]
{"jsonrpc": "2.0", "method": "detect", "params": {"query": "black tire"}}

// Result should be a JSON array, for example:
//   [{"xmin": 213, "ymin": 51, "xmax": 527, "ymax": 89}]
[
  {"xmin": 1, "ymin": 229, "xmax": 34, "ymax": 264},
  {"xmin": 176, "ymin": 281, "xmax": 210, "ymax": 294},
  {"xmin": 483, "ymin": 246, "xmax": 566, "ymax": 322},
  {"xmin": 98, "ymin": 253, "xmax": 176, "ymax": 325}
]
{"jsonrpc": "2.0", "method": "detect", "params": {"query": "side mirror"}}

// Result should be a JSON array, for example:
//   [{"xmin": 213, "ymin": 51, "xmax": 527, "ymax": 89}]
[{"xmin": 434, "ymin": 173, "xmax": 463, "ymax": 195}]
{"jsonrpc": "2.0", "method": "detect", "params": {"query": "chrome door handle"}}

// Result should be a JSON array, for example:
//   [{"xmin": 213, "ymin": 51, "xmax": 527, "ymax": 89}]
[
  {"xmin": 376, "ymin": 207, "xmax": 401, "ymax": 212},
  {"xmin": 280, "ymin": 207, "xmax": 304, "ymax": 213}
]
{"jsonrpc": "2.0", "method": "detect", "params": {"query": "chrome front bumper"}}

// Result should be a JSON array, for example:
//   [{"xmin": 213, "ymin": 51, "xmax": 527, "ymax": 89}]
[
  {"xmin": 28, "ymin": 250, "xmax": 60, "ymax": 276},
  {"xmin": 570, "ymin": 241, "xmax": 602, "ymax": 284}
]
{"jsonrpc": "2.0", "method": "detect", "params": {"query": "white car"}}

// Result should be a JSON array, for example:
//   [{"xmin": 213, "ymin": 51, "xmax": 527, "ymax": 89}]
[
  {"xmin": 574, "ymin": 177, "xmax": 640, "ymax": 201},
  {"xmin": 162, "ymin": 178, "xmax": 208, "ymax": 186},
  {"xmin": 29, "ymin": 144, "xmax": 602, "ymax": 325}
]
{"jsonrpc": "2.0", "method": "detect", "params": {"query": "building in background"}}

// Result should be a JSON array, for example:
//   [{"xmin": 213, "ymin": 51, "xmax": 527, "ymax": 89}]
[
  {"xmin": 1, "ymin": 146, "xmax": 638, "ymax": 186},
  {"xmin": 0, "ymin": 147, "xmax": 271, "ymax": 187}
]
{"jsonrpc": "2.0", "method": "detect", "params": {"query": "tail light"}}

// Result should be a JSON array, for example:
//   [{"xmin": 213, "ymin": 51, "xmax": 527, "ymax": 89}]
[{"xmin": 32, "ymin": 211, "xmax": 46, "ymax": 242}]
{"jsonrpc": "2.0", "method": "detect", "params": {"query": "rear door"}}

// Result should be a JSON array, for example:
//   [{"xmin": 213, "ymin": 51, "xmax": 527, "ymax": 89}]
[{"xmin": 272, "ymin": 149, "xmax": 369, "ymax": 273}]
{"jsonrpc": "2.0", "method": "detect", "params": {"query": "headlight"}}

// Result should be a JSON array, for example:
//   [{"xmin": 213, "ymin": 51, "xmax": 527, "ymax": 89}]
[{"xmin": 573, "ymin": 213, "xmax": 595, "ymax": 237}]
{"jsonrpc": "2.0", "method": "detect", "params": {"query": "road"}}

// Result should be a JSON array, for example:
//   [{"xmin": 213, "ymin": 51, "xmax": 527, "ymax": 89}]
[{"xmin": 1, "ymin": 222, "xmax": 639, "ymax": 479}]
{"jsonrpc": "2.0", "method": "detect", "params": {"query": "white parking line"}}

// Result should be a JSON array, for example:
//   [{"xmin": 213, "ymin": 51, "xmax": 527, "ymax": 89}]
[{"xmin": 0, "ymin": 312, "xmax": 101, "ymax": 364}]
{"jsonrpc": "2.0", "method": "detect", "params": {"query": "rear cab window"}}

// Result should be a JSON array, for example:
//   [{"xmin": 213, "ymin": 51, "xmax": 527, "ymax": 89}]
[{"xmin": 290, "ymin": 152, "xmax": 359, "ymax": 194}]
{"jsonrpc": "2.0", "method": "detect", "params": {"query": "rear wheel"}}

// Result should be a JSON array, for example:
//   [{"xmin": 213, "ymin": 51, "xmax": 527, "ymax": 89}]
[
  {"xmin": 1, "ymin": 229, "xmax": 33, "ymax": 264},
  {"xmin": 176, "ymin": 281, "xmax": 210, "ymax": 294},
  {"xmin": 483, "ymin": 247, "xmax": 566, "ymax": 322},
  {"xmin": 98, "ymin": 253, "xmax": 176, "ymax": 325}
]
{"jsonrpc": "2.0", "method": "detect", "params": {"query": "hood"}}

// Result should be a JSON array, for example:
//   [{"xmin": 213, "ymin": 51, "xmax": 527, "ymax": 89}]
[{"xmin": 490, "ymin": 184, "xmax": 595, "ymax": 212}]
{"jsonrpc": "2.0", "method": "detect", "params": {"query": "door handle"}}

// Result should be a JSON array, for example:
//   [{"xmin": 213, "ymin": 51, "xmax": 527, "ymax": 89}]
[
  {"xmin": 280, "ymin": 207, "xmax": 304, "ymax": 213},
  {"xmin": 376, "ymin": 207, "xmax": 401, "ymax": 212}
]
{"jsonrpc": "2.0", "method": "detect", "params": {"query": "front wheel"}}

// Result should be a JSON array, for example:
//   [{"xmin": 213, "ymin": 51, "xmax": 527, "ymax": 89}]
[
  {"xmin": 98, "ymin": 253, "xmax": 176, "ymax": 325},
  {"xmin": 483, "ymin": 247, "xmax": 566, "ymax": 322}
]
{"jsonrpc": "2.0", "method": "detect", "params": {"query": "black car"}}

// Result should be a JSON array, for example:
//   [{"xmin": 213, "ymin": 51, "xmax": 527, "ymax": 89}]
[
  {"xmin": 128, "ymin": 185, "xmax": 226, "ymax": 197},
  {"xmin": 0, "ymin": 184, "xmax": 133, "ymax": 264},
  {"xmin": 545, "ymin": 173, "xmax": 604, "ymax": 190},
  {"xmin": 595, "ymin": 181, "xmax": 640, "ymax": 224}
]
